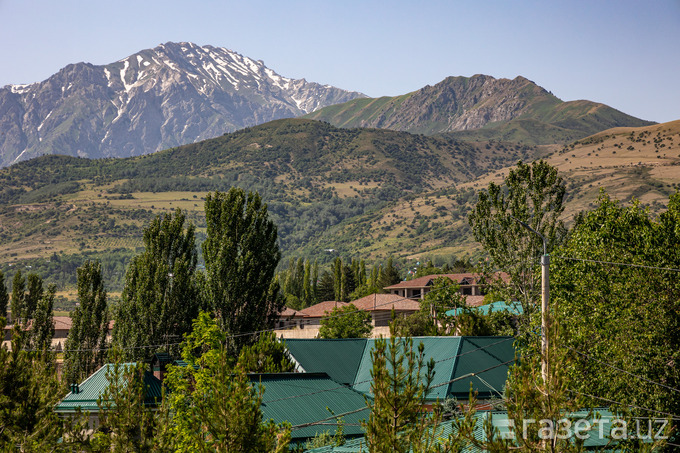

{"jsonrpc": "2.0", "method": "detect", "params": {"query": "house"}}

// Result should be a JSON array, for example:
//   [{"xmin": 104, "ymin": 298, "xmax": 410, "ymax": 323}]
[
  {"xmin": 253, "ymin": 372, "xmax": 368, "ymax": 444},
  {"xmin": 350, "ymin": 293, "xmax": 420, "ymax": 327},
  {"xmin": 277, "ymin": 307, "xmax": 309, "ymax": 329},
  {"xmin": 54, "ymin": 362, "xmax": 163, "ymax": 435},
  {"xmin": 284, "ymin": 336, "xmax": 516, "ymax": 405},
  {"xmin": 384, "ymin": 273, "xmax": 507, "ymax": 307},
  {"xmin": 297, "ymin": 301, "xmax": 348, "ymax": 327}
]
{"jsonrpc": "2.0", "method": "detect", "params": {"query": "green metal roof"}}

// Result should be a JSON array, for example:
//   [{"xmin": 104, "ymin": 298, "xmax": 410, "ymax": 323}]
[
  {"xmin": 306, "ymin": 409, "xmax": 644, "ymax": 452},
  {"xmin": 252, "ymin": 372, "xmax": 368, "ymax": 441},
  {"xmin": 286, "ymin": 337, "xmax": 516, "ymax": 402},
  {"xmin": 445, "ymin": 301, "xmax": 523, "ymax": 317},
  {"xmin": 55, "ymin": 363, "xmax": 163, "ymax": 413},
  {"xmin": 285, "ymin": 339, "xmax": 368, "ymax": 385}
]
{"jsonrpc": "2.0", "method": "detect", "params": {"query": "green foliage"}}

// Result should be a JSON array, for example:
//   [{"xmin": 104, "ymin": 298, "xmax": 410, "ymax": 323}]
[
  {"xmin": 10, "ymin": 269, "xmax": 25, "ymax": 323},
  {"xmin": 0, "ymin": 270, "xmax": 8, "ymax": 320},
  {"xmin": 161, "ymin": 315, "xmax": 291, "ymax": 452},
  {"xmin": 113, "ymin": 209, "xmax": 201, "ymax": 361},
  {"xmin": 203, "ymin": 188, "xmax": 283, "ymax": 353},
  {"xmin": 319, "ymin": 304, "xmax": 373, "ymax": 339},
  {"xmin": 468, "ymin": 160, "xmax": 566, "ymax": 322},
  {"xmin": 237, "ymin": 331, "xmax": 295, "ymax": 373},
  {"xmin": 63, "ymin": 260, "xmax": 109, "ymax": 385},
  {"xmin": 93, "ymin": 357, "xmax": 159, "ymax": 452},
  {"xmin": 363, "ymin": 333, "xmax": 441, "ymax": 453},
  {"xmin": 553, "ymin": 192, "xmax": 680, "ymax": 431},
  {"xmin": 0, "ymin": 318, "xmax": 63, "ymax": 449},
  {"xmin": 29, "ymin": 284, "xmax": 56, "ymax": 353},
  {"xmin": 24, "ymin": 272, "xmax": 44, "ymax": 320}
]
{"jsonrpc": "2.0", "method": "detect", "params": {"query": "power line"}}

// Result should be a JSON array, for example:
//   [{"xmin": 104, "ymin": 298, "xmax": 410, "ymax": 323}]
[
  {"xmin": 553, "ymin": 256, "xmax": 680, "ymax": 273},
  {"xmin": 566, "ymin": 389, "xmax": 680, "ymax": 422},
  {"xmin": 567, "ymin": 347, "xmax": 680, "ymax": 396},
  {"xmin": 264, "ymin": 336, "xmax": 516, "ymax": 405}
]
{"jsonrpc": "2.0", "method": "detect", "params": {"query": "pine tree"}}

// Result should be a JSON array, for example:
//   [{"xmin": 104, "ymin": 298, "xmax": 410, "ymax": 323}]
[
  {"xmin": 113, "ymin": 209, "xmax": 201, "ymax": 360},
  {"xmin": 202, "ymin": 188, "xmax": 282, "ymax": 353},
  {"xmin": 64, "ymin": 260, "xmax": 109, "ymax": 384}
]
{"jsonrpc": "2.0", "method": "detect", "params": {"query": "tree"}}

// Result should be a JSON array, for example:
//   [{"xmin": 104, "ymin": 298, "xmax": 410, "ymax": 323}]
[
  {"xmin": 378, "ymin": 257, "xmax": 401, "ymax": 288},
  {"xmin": 319, "ymin": 304, "xmax": 373, "ymax": 339},
  {"xmin": 468, "ymin": 160, "xmax": 566, "ymax": 320},
  {"xmin": 0, "ymin": 318, "xmax": 63, "ymax": 449},
  {"xmin": 202, "ymin": 188, "xmax": 282, "ymax": 353},
  {"xmin": 363, "ymin": 333, "xmax": 441, "ymax": 452},
  {"xmin": 552, "ymin": 192, "xmax": 680, "ymax": 435},
  {"xmin": 63, "ymin": 260, "xmax": 109, "ymax": 385},
  {"xmin": 92, "ymin": 357, "xmax": 160, "ymax": 452},
  {"xmin": 29, "ymin": 285, "xmax": 56, "ymax": 353},
  {"xmin": 113, "ymin": 209, "xmax": 201, "ymax": 361},
  {"xmin": 237, "ymin": 331, "xmax": 295, "ymax": 373},
  {"xmin": 0, "ymin": 270, "xmax": 8, "ymax": 320},
  {"xmin": 10, "ymin": 270, "xmax": 25, "ymax": 323},
  {"xmin": 161, "ymin": 313, "xmax": 291, "ymax": 452},
  {"xmin": 24, "ymin": 272, "xmax": 44, "ymax": 320}
]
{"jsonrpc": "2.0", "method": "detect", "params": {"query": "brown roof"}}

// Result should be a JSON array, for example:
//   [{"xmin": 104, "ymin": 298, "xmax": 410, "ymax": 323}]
[
  {"xmin": 464, "ymin": 295, "xmax": 486, "ymax": 307},
  {"xmin": 279, "ymin": 307, "xmax": 308, "ymax": 318},
  {"xmin": 53, "ymin": 316, "xmax": 72, "ymax": 331},
  {"xmin": 350, "ymin": 293, "xmax": 420, "ymax": 312},
  {"xmin": 298, "ymin": 301, "xmax": 348, "ymax": 318},
  {"xmin": 384, "ymin": 272, "xmax": 508, "ymax": 290}
]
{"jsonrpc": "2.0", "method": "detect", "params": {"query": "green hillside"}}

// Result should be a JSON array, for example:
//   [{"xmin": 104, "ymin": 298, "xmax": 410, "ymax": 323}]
[
  {"xmin": 305, "ymin": 75, "xmax": 655, "ymax": 144},
  {"xmin": 0, "ymin": 118, "xmax": 544, "ymax": 290}
]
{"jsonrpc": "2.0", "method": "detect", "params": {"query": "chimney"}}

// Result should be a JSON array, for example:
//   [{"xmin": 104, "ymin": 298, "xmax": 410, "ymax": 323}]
[{"xmin": 70, "ymin": 383, "xmax": 80, "ymax": 394}]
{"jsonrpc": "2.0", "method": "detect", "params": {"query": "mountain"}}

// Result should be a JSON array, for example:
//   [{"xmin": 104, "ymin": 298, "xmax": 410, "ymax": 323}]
[
  {"xmin": 0, "ymin": 118, "xmax": 546, "ymax": 289},
  {"xmin": 0, "ymin": 42, "xmax": 365, "ymax": 167},
  {"xmin": 1, "ymin": 118, "xmax": 679, "ymax": 293},
  {"xmin": 304, "ymin": 75, "xmax": 655, "ymax": 144}
]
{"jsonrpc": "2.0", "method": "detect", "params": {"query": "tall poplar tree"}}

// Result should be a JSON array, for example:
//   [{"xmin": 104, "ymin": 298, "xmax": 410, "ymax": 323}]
[
  {"xmin": 113, "ymin": 209, "xmax": 201, "ymax": 360},
  {"xmin": 202, "ymin": 188, "xmax": 282, "ymax": 353},
  {"xmin": 63, "ymin": 261, "xmax": 109, "ymax": 384},
  {"xmin": 11, "ymin": 270, "xmax": 25, "ymax": 323},
  {"xmin": 0, "ymin": 270, "xmax": 8, "ymax": 320},
  {"xmin": 24, "ymin": 273, "xmax": 44, "ymax": 320}
]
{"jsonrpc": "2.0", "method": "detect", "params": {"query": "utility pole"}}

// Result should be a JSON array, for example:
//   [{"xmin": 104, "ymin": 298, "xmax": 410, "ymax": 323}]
[{"xmin": 511, "ymin": 217, "xmax": 550, "ymax": 383}]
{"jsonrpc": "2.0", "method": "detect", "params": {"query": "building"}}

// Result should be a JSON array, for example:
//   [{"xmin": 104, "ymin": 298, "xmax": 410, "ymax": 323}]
[{"xmin": 383, "ymin": 273, "xmax": 507, "ymax": 307}]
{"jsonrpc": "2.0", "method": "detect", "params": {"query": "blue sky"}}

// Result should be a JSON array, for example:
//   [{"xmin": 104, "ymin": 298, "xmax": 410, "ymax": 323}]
[{"xmin": 0, "ymin": 0, "xmax": 678, "ymax": 123}]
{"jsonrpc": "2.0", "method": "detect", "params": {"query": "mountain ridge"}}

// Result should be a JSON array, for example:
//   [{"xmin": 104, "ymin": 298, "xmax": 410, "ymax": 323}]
[
  {"xmin": 0, "ymin": 42, "xmax": 365, "ymax": 167},
  {"xmin": 305, "ymin": 74, "xmax": 655, "ymax": 144}
]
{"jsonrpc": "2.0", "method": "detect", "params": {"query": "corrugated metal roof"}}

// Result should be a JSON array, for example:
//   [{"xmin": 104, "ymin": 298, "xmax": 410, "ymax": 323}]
[
  {"xmin": 55, "ymin": 363, "xmax": 162, "ymax": 413},
  {"xmin": 287, "ymin": 337, "xmax": 516, "ymax": 402},
  {"xmin": 253, "ymin": 373, "xmax": 368, "ymax": 441},
  {"xmin": 306, "ymin": 408, "xmax": 630, "ymax": 452},
  {"xmin": 448, "ymin": 337, "xmax": 515, "ymax": 399},
  {"xmin": 446, "ymin": 301, "xmax": 523, "ymax": 317},
  {"xmin": 352, "ymin": 337, "xmax": 463, "ymax": 401},
  {"xmin": 285, "ymin": 339, "xmax": 368, "ymax": 386}
]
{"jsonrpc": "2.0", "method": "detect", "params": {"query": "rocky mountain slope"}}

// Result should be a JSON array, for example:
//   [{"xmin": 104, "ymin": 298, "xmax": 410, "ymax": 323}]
[
  {"xmin": 0, "ymin": 42, "xmax": 365, "ymax": 167},
  {"xmin": 305, "ymin": 75, "xmax": 655, "ymax": 144}
]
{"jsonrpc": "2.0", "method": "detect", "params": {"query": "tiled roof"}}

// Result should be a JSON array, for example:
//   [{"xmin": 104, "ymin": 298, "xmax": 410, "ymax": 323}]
[
  {"xmin": 279, "ymin": 307, "xmax": 308, "ymax": 318},
  {"xmin": 253, "ymin": 373, "xmax": 367, "ymax": 441},
  {"xmin": 298, "ymin": 301, "xmax": 348, "ymax": 318},
  {"xmin": 464, "ymin": 295, "xmax": 486, "ymax": 307},
  {"xmin": 384, "ymin": 273, "xmax": 483, "ymax": 290},
  {"xmin": 54, "ymin": 363, "xmax": 162, "ymax": 413},
  {"xmin": 350, "ymin": 293, "xmax": 420, "ymax": 311},
  {"xmin": 53, "ymin": 316, "xmax": 72, "ymax": 330}
]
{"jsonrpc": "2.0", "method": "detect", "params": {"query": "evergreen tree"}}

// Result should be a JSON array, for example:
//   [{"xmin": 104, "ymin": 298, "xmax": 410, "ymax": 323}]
[
  {"xmin": 63, "ymin": 260, "xmax": 109, "ymax": 385},
  {"xmin": 333, "ymin": 257, "xmax": 342, "ymax": 301},
  {"xmin": 202, "ymin": 188, "xmax": 282, "ymax": 353},
  {"xmin": 311, "ymin": 260, "xmax": 319, "ymax": 304},
  {"xmin": 113, "ymin": 209, "xmax": 201, "ymax": 360},
  {"xmin": 302, "ymin": 260, "xmax": 312, "ymax": 307},
  {"xmin": 317, "ymin": 270, "xmax": 335, "ymax": 303},
  {"xmin": 363, "ymin": 332, "xmax": 440, "ymax": 452},
  {"xmin": 0, "ymin": 270, "xmax": 8, "ymax": 320},
  {"xmin": 378, "ymin": 257, "xmax": 401, "ymax": 288},
  {"xmin": 10, "ymin": 270, "xmax": 25, "ymax": 323}
]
